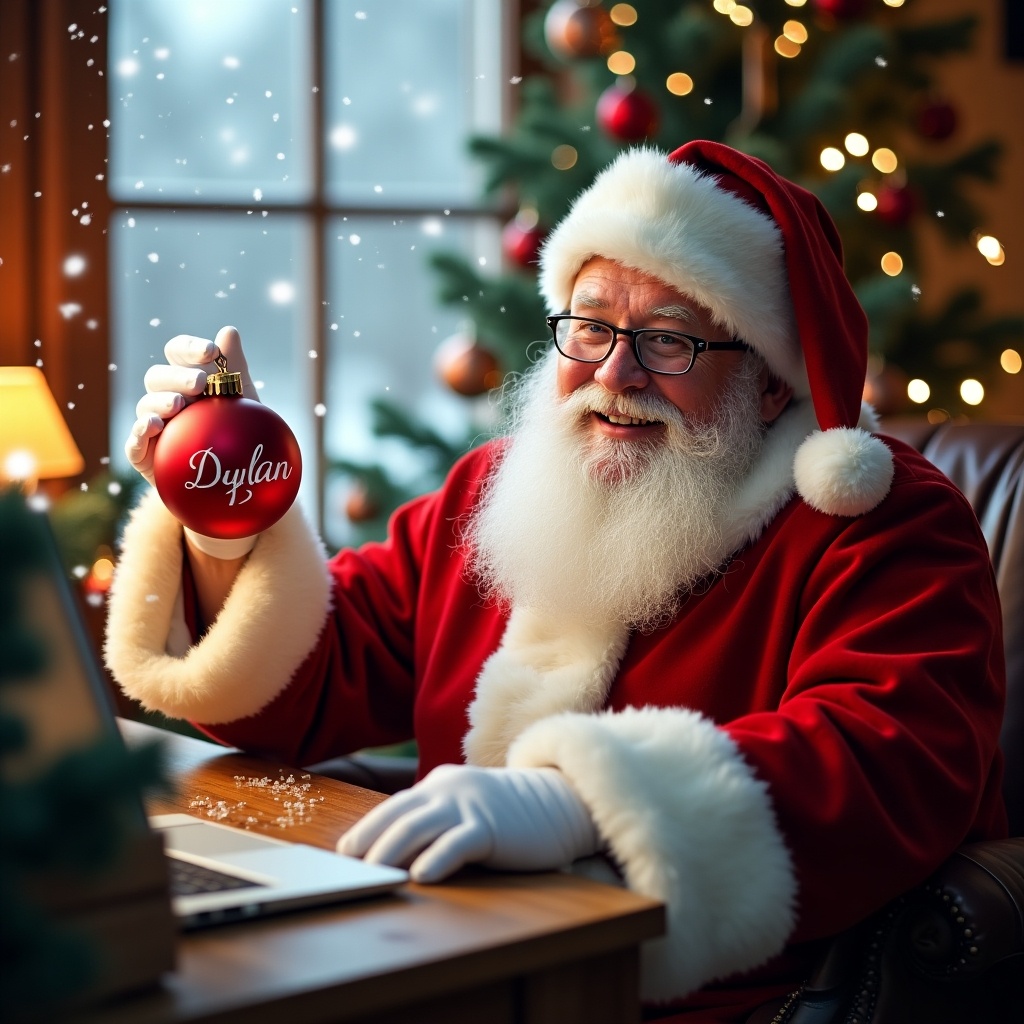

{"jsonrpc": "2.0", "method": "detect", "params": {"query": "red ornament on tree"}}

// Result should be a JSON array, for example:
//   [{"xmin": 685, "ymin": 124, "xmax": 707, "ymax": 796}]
[
  {"xmin": 811, "ymin": 0, "xmax": 868, "ymax": 20},
  {"xmin": 344, "ymin": 481, "xmax": 380, "ymax": 523},
  {"xmin": 874, "ymin": 184, "xmax": 915, "ymax": 228},
  {"xmin": 915, "ymin": 98, "xmax": 958, "ymax": 141},
  {"xmin": 544, "ymin": 0, "xmax": 617, "ymax": 60},
  {"xmin": 152, "ymin": 357, "xmax": 302, "ymax": 539},
  {"xmin": 434, "ymin": 332, "xmax": 503, "ymax": 397},
  {"xmin": 502, "ymin": 210, "xmax": 547, "ymax": 269},
  {"xmin": 596, "ymin": 81, "xmax": 659, "ymax": 143}
]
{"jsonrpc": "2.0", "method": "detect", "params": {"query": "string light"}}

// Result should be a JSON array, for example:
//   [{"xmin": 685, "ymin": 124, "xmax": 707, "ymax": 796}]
[
  {"xmin": 883, "ymin": 0, "xmax": 905, "ymax": 7},
  {"xmin": 783, "ymin": 20, "xmax": 808, "ymax": 44},
  {"xmin": 1001, "ymin": 349, "xmax": 1022, "ymax": 374},
  {"xmin": 730, "ymin": 5, "xmax": 754, "ymax": 27},
  {"xmin": 784, "ymin": 0, "xmax": 808, "ymax": 6},
  {"xmin": 881, "ymin": 252, "xmax": 903, "ymax": 276},
  {"xmin": 610, "ymin": 4, "xmax": 637, "ymax": 27},
  {"xmin": 857, "ymin": 191, "xmax": 878, "ymax": 212},
  {"xmin": 607, "ymin": 50, "xmax": 636, "ymax": 75},
  {"xmin": 844, "ymin": 133, "xmax": 869, "ymax": 157},
  {"xmin": 976, "ymin": 234, "xmax": 1005, "ymax": 266},
  {"xmin": 551, "ymin": 145, "xmax": 578, "ymax": 170},
  {"xmin": 907, "ymin": 379, "xmax": 930, "ymax": 404},
  {"xmin": 713, "ymin": 0, "xmax": 736, "ymax": 14},
  {"xmin": 872, "ymin": 148, "xmax": 898, "ymax": 173},
  {"xmin": 775, "ymin": 35, "xmax": 801, "ymax": 58},
  {"xmin": 666, "ymin": 72, "xmax": 694, "ymax": 96},
  {"xmin": 820, "ymin": 147, "xmax": 845, "ymax": 171},
  {"xmin": 960, "ymin": 379, "xmax": 984, "ymax": 406}
]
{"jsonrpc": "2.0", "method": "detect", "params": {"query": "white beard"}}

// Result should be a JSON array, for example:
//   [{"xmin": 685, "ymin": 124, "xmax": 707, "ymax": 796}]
[{"xmin": 463, "ymin": 350, "xmax": 768, "ymax": 631}]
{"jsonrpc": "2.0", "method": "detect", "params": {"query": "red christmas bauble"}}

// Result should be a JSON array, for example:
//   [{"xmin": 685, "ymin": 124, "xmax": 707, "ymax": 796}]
[
  {"xmin": 434, "ymin": 333, "xmax": 503, "ymax": 397},
  {"xmin": 596, "ymin": 83, "xmax": 659, "ymax": 142},
  {"xmin": 915, "ymin": 99, "xmax": 958, "ymax": 141},
  {"xmin": 811, "ymin": 0, "xmax": 867, "ymax": 19},
  {"xmin": 544, "ymin": 0, "xmax": 616, "ymax": 59},
  {"xmin": 502, "ymin": 216, "xmax": 547, "ymax": 269},
  {"xmin": 874, "ymin": 184, "xmax": 915, "ymax": 227},
  {"xmin": 153, "ymin": 386, "xmax": 301, "ymax": 539}
]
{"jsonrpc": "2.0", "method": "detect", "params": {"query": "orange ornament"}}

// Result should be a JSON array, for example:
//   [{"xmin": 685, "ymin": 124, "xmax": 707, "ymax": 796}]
[
  {"xmin": 434, "ymin": 333, "xmax": 503, "ymax": 397},
  {"xmin": 344, "ymin": 482, "xmax": 380, "ymax": 523},
  {"xmin": 544, "ymin": 1, "xmax": 617, "ymax": 59}
]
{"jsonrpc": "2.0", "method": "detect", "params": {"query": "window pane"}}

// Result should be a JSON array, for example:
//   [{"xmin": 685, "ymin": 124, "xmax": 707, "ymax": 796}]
[
  {"xmin": 109, "ymin": 211, "xmax": 318, "ymax": 518},
  {"xmin": 323, "ymin": 214, "xmax": 500, "ymax": 547},
  {"xmin": 324, "ymin": 0, "xmax": 504, "ymax": 207},
  {"xmin": 108, "ymin": 0, "xmax": 314, "ymax": 203}
]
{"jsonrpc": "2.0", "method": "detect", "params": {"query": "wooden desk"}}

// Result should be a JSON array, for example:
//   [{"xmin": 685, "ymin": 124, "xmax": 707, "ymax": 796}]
[{"xmin": 77, "ymin": 720, "xmax": 664, "ymax": 1024}]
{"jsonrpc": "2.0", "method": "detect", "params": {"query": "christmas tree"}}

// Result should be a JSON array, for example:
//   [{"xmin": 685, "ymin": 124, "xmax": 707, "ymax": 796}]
[{"xmin": 337, "ymin": 0, "xmax": 1023, "ymax": 538}]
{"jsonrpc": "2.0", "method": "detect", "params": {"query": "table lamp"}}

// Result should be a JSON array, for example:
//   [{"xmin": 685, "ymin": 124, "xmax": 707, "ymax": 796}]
[{"xmin": 0, "ymin": 366, "xmax": 85, "ymax": 491}]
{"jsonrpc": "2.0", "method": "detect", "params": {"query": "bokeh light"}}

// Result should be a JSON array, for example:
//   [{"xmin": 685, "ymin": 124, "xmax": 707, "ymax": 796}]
[
  {"xmin": 960, "ymin": 379, "xmax": 984, "ymax": 406},
  {"xmin": 881, "ymin": 252, "xmax": 903, "ymax": 276},
  {"xmin": 872, "ymin": 148, "xmax": 898, "ymax": 173},
  {"xmin": 820, "ymin": 147, "xmax": 845, "ymax": 171},
  {"xmin": 666, "ymin": 73, "xmax": 694, "ymax": 96},
  {"xmin": 907, "ymin": 379, "xmax": 930, "ymax": 404}
]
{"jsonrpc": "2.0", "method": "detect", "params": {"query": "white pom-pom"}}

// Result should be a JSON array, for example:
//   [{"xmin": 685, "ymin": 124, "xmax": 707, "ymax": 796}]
[{"xmin": 793, "ymin": 428, "xmax": 894, "ymax": 517}]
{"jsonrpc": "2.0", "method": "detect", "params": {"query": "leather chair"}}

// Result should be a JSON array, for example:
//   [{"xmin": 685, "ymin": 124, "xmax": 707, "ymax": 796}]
[
  {"xmin": 314, "ymin": 421, "xmax": 1024, "ymax": 1022},
  {"xmin": 760, "ymin": 420, "xmax": 1024, "ymax": 1024}
]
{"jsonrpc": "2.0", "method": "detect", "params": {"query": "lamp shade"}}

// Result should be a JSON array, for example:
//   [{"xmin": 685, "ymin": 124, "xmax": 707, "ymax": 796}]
[{"xmin": 0, "ymin": 366, "xmax": 85, "ymax": 483}]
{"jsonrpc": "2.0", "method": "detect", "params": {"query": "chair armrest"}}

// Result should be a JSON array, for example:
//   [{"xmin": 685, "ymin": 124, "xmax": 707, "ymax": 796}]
[
  {"xmin": 907, "ymin": 838, "xmax": 1024, "ymax": 982},
  {"xmin": 765, "ymin": 838, "xmax": 1024, "ymax": 1024}
]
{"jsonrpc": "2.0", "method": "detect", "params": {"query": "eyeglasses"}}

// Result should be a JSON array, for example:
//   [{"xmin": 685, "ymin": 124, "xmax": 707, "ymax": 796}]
[{"xmin": 546, "ymin": 315, "xmax": 748, "ymax": 376}]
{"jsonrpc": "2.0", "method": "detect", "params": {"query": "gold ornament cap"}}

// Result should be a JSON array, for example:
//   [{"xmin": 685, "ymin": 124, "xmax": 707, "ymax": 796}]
[{"xmin": 204, "ymin": 354, "xmax": 244, "ymax": 396}]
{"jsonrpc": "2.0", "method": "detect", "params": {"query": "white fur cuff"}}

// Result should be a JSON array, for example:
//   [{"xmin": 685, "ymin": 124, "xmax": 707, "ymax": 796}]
[
  {"xmin": 104, "ymin": 489, "xmax": 332, "ymax": 724},
  {"xmin": 507, "ymin": 706, "xmax": 797, "ymax": 1002}
]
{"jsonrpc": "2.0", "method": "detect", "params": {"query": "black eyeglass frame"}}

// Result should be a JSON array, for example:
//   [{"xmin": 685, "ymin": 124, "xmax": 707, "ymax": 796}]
[{"xmin": 546, "ymin": 314, "xmax": 748, "ymax": 376}]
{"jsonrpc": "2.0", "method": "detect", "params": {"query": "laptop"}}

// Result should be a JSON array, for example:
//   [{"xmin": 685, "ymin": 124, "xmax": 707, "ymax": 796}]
[{"xmin": 2, "ymin": 506, "xmax": 408, "ymax": 929}]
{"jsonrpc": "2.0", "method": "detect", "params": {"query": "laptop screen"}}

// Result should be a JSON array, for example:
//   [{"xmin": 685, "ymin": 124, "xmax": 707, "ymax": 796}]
[{"xmin": 1, "ymin": 505, "xmax": 130, "ymax": 786}]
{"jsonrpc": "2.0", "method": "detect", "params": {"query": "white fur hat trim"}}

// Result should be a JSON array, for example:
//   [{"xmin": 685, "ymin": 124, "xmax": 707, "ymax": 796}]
[{"xmin": 538, "ymin": 146, "xmax": 809, "ymax": 397}]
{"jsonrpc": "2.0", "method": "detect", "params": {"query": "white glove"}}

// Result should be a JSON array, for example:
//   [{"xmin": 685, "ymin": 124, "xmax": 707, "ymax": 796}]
[
  {"xmin": 125, "ymin": 325, "xmax": 261, "ymax": 559},
  {"xmin": 336, "ymin": 764, "xmax": 601, "ymax": 884}
]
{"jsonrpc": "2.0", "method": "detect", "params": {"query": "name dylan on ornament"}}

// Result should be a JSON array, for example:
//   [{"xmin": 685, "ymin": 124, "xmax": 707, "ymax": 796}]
[{"xmin": 184, "ymin": 445, "xmax": 294, "ymax": 506}]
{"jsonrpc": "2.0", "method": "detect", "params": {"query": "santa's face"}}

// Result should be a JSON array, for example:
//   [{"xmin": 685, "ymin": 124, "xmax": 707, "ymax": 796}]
[{"xmin": 556, "ymin": 257, "xmax": 774, "ymax": 459}]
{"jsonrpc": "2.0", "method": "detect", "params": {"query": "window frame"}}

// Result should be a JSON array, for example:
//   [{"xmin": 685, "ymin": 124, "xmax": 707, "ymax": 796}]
[{"xmin": 1, "ymin": 0, "xmax": 521, "ymax": 527}]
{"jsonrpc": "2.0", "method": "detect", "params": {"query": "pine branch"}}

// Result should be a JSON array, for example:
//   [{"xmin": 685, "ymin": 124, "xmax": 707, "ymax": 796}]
[
  {"xmin": 909, "ymin": 141, "xmax": 1003, "ymax": 240},
  {"xmin": 428, "ymin": 251, "xmax": 548, "ymax": 363}
]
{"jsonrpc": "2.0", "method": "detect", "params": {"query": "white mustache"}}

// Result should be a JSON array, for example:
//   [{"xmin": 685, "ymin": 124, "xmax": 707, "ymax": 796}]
[{"xmin": 560, "ymin": 382, "xmax": 686, "ymax": 431}]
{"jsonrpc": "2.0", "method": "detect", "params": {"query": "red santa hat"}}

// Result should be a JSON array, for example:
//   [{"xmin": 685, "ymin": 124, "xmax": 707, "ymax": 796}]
[{"xmin": 537, "ymin": 139, "xmax": 894, "ymax": 517}]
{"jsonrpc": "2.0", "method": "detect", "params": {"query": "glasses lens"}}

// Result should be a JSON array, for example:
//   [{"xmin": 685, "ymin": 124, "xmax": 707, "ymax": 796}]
[
  {"xmin": 553, "ymin": 317, "xmax": 615, "ymax": 361},
  {"xmin": 636, "ymin": 331, "xmax": 696, "ymax": 373}
]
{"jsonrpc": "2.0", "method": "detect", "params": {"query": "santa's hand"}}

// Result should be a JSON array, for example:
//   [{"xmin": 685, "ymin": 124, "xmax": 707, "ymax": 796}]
[
  {"xmin": 125, "ymin": 325, "xmax": 261, "ymax": 558},
  {"xmin": 336, "ymin": 764, "xmax": 600, "ymax": 884}
]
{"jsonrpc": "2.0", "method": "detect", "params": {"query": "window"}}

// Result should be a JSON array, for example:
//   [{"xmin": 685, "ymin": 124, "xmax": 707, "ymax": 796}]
[{"xmin": 106, "ymin": 0, "xmax": 508, "ymax": 545}]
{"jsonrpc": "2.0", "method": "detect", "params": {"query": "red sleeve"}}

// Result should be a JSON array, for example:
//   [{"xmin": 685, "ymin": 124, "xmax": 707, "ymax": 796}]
[
  {"xmin": 727, "ymin": 454, "xmax": 1007, "ymax": 942},
  {"xmin": 192, "ymin": 445, "xmax": 497, "ymax": 767}
]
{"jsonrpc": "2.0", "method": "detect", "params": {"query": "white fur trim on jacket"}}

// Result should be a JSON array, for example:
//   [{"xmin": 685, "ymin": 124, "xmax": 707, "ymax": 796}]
[
  {"xmin": 538, "ymin": 146, "xmax": 809, "ymax": 398},
  {"xmin": 508, "ymin": 707, "xmax": 797, "ymax": 1003},
  {"xmin": 103, "ymin": 489, "xmax": 332, "ymax": 724},
  {"xmin": 463, "ymin": 606, "xmax": 630, "ymax": 767}
]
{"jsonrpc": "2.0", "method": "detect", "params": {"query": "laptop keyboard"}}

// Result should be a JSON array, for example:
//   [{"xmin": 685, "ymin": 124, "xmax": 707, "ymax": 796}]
[{"xmin": 169, "ymin": 857, "xmax": 264, "ymax": 895}]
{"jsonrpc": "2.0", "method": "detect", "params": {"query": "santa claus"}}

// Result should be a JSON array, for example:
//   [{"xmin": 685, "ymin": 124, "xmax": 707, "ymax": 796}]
[{"xmin": 106, "ymin": 141, "xmax": 1006, "ymax": 1022}]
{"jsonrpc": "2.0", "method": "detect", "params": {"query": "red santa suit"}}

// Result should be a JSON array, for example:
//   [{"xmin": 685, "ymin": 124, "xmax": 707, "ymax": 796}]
[{"xmin": 105, "ymin": 142, "xmax": 1007, "ymax": 1021}]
